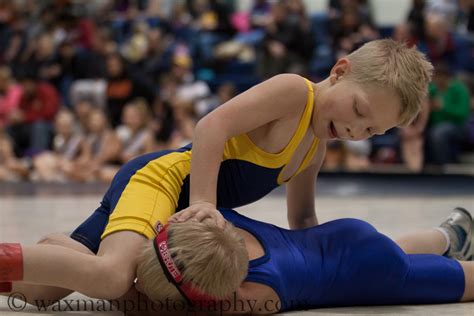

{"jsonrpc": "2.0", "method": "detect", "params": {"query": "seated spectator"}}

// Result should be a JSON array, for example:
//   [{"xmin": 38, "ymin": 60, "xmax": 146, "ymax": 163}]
[
  {"xmin": 115, "ymin": 98, "xmax": 151, "ymax": 164},
  {"xmin": 422, "ymin": 13, "xmax": 456, "ymax": 66},
  {"xmin": 426, "ymin": 0, "xmax": 458, "ymax": 29},
  {"xmin": 72, "ymin": 109, "xmax": 121, "ymax": 182},
  {"xmin": 322, "ymin": 140, "xmax": 345, "ymax": 171},
  {"xmin": 121, "ymin": 21, "xmax": 150, "ymax": 64},
  {"xmin": 407, "ymin": 0, "xmax": 426, "ymax": 41},
  {"xmin": 399, "ymin": 99, "xmax": 430, "ymax": 172},
  {"xmin": 426, "ymin": 62, "xmax": 471, "ymax": 165},
  {"xmin": 343, "ymin": 140, "xmax": 371, "ymax": 172},
  {"xmin": 195, "ymin": 82, "xmax": 236, "ymax": 119},
  {"xmin": 7, "ymin": 71, "xmax": 60, "ymax": 157},
  {"xmin": 105, "ymin": 52, "xmax": 154, "ymax": 127},
  {"xmin": 32, "ymin": 110, "xmax": 84, "ymax": 182},
  {"xmin": 72, "ymin": 98, "xmax": 95, "ymax": 133},
  {"xmin": 0, "ymin": 67, "xmax": 22, "ymax": 128},
  {"xmin": 188, "ymin": 0, "xmax": 236, "ymax": 66},
  {"xmin": 330, "ymin": 2, "xmax": 379, "ymax": 59},
  {"xmin": 0, "ymin": 127, "xmax": 28, "ymax": 181},
  {"xmin": 170, "ymin": 52, "xmax": 211, "ymax": 111},
  {"xmin": 322, "ymin": 140, "xmax": 371, "ymax": 172},
  {"xmin": 146, "ymin": 96, "xmax": 183, "ymax": 152},
  {"xmin": 392, "ymin": 22, "xmax": 419, "ymax": 48},
  {"xmin": 258, "ymin": 0, "xmax": 315, "ymax": 78},
  {"xmin": 456, "ymin": 0, "xmax": 473, "ymax": 34}
]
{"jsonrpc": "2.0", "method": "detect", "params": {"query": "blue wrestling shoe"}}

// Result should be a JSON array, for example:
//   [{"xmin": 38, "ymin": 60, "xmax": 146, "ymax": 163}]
[{"xmin": 438, "ymin": 207, "xmax": 473, "ymax": 261}]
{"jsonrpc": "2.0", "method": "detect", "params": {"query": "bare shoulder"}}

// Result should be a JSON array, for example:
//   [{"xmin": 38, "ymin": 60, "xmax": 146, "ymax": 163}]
[
  {"xmin": 199, "ymin": 74, "xmax": 313, "ymax": 140},
  {"xmin": 264, "ymin": 73, "xmax": 310, "ymax": 104}
]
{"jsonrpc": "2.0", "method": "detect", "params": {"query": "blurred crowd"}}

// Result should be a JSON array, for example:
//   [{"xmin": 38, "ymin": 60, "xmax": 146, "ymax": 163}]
[{"xmin": 0, "ymin": 0, "xmax": 472, "ymax": 182}]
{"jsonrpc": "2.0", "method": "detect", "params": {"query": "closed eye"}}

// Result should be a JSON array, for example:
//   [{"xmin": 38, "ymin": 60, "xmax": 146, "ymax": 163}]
[{"xmin": 353, "ymin": 102, "xmax": 363, "ymax": 118}]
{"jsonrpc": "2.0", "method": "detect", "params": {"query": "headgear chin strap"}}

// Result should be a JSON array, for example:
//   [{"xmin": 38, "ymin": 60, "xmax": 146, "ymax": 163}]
[{"xmin": 153, "ymin": 223, "xmax": 219, "ymax": 307}]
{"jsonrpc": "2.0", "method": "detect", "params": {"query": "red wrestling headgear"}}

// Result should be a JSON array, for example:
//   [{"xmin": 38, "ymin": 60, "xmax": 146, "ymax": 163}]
[{"xmin": 153, "ymin": 223, "xmax": 219, "ymax": 307}]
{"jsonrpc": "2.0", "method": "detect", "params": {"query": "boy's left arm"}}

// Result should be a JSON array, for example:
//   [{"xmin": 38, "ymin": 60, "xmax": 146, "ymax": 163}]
[{"xmin": 286, "ymin": 141, "xmax": 326, "ymax": 229}]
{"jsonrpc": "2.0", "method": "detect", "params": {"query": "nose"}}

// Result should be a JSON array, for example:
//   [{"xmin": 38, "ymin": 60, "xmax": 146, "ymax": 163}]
[
  {"xmin": 347, "ymin": 125, "xmax": 368, "ymax": 140},
  {"xmin": 345, "ymin": 127, "xmax": 354, "ymax": 139}
]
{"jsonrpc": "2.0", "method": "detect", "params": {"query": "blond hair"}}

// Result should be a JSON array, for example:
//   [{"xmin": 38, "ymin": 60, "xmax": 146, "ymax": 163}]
[
  {"xmin": 136, "ymin": 219, "xmax": 248, "ymax": 304},
  {"xmin": 346, "ymin": 39, "xmax": 433, "ymax": 125}
]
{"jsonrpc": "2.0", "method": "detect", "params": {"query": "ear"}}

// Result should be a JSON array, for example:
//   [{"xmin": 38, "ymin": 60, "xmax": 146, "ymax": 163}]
[{"xmin": 329, "ymin": 58, "xmax": 352, "ymax": 84}]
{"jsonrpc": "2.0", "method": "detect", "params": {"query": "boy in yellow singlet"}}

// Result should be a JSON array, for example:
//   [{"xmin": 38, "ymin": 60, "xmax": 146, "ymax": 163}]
[{"xmin": 171, "ymin": 39, "xmax": 433, "ymax": 227}]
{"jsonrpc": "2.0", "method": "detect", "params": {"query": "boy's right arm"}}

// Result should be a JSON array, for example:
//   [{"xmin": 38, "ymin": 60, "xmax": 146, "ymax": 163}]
[{"xmin": 170, "ymin": 74, "xmax": 310, "ymax": 225}]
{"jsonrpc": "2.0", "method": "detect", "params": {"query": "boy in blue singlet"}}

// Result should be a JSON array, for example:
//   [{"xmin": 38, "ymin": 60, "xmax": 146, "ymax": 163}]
[{"xmin": 2, "ymin": 207, "xmax": 473, "ymax": 314}]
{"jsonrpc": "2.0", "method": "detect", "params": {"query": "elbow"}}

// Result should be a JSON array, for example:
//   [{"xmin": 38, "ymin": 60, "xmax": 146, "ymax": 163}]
[
  {"xmin": 87, "ymin": 261, "xmax": 133, "ymax": 300},
  {"xmin": 194, "ymin": 115, "xmax": 230, "ymax": 141}
]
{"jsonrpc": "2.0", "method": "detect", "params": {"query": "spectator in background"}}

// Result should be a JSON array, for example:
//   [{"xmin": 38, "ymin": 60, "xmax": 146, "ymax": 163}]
[
  {"xmin": 68, "ymin": 27, "xmax": 116, "ymax": 109},
  {"xmin": 121, "ymin": 21, "xmax": 149, "ymax": 65},
  {"xmin": 426, "ymin": 0, "xmax": 458, "ymax": 29},
  {"xmin": 250, "ymin": 0, "xmax": 272, "ymax": 31},
  {"xmin": 73, "ymin": 98, "xmax": 95, "ymax": 133},
  {"xmin": 7, "ymin": 71, "xmax": 60, "ymax": 157},
  {"xmin": 322, "ymin": 140, "xmax": 345, "ymax": 171},
  {"xmin": 0, "ymin": 66, "xmax": 22, "ymax": 128},
  {"xmin": 72, "ymin": 108, "xmax": 121, "ymax": 182},
  {"xmin": 171, "ymin": 51, "xmax": 211, "ymax": 111},
  {"xmin": 407, "ymin": 0, "xmax": 427, "ymax": 41},
  {"xmin": 258, "ymin": 0, "xmax": 315, "ymax": 78},
  {"xmin": 115, "ymin": 98, "xmax": 151, "ymax": 164},
  {"xmin": 188, "ymin": 0, "xmax": 236, "ymax": 66},
  {"xmin": 30, "ymin": 33, "xmax": 61, "ymax": 87},
  {"xmin": 457, "ymin": 0, "xmax": 473, "ymax": 34},
  {"xmin": 392, "ymin": 22, "xmax": 419, "ymax": 48},
  {"xmin": 0, "ymin": 126, "xmax": 28, "ymax": 181},
  {"xmin": 422, "ymin": 13, "xmax": 455, "ymax": 65},
  {"xmin": 399, "ymin": 100, "xmax": 430, "ymax": 172},
  {"xmin": 141, "ymin": 26, "xmax": 175, "ymax": 86},
  {"xmin": 426, "ymin": 62, "xmax": 470, "ymax": 165},
  {"xmin": 329, "ymin": 0, "xmax": 379, "ymax": 59},
  {"xmin": 32, "ymin": 110, "xmax": 84, "ymax": 182},
  {"xmin": 147, "ymin": 95, "xmax": 183, "ymax": 152},
  {"xmin": 105, "ymin": 52, "xmax": 154, "ymax": 127},
  {"xmin": 195, "ymin": 81, "xmax": 236, "ymax": 119},
  {"xmin": 53, "ymin": 39, "xmax": 80, "ymax": 107}
]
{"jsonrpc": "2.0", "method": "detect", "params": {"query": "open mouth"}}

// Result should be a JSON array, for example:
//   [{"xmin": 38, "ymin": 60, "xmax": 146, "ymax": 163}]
[{"xmin": 329, "ymin": 121, "xmax": 338, "ymax": 139}]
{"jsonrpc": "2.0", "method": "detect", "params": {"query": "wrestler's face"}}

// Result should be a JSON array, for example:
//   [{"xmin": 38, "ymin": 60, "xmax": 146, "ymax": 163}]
[{"xmin": 312, "ymin": 59, "xmax": 401, "ymax": 141}]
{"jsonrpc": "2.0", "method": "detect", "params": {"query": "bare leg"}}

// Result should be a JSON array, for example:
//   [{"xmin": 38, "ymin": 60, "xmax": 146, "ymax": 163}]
[
  {"xmin": 2, "ymin": 233, "xmax": 94, "ymax": 305},
  {"xmin": 459, "ymin": 261, "xmax": 474, "ymax": 301},
  {"xmin": 395, "ymin": 229, "xmax": 447, "ymax": 255}
]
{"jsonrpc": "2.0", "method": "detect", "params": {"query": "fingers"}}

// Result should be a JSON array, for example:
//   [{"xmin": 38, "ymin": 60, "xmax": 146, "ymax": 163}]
[
  {"xmin": 215, "ymin": 214, "xmax": 226, "ymax": 230},
  {"xmin": 169, "ymin": 209, "xmax": 196, "ymax": 223},
  {"xmin": 169, "ymin": 208, "xmax": 226, "ymax": 229}
]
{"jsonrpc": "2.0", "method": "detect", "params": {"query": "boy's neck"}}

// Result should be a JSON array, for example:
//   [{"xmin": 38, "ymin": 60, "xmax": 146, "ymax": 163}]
[{"xmin": 314, "ymin": 77, "xmax": 331, "ymax": 96}]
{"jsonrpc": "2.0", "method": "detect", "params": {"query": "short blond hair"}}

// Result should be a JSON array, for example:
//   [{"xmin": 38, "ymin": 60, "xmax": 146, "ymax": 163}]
[
  {"xmin": 136, "ymin": 219, "xmax": 248, "ymax": 304},
  {"xmin": 346, "ymin": 39, "xmax": 433, "ymax": 125}
]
